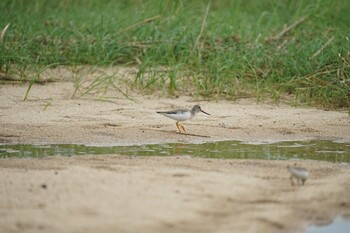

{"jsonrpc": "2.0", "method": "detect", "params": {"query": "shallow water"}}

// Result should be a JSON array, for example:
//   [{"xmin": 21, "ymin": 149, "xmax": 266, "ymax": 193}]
[
  {"xmin": 0, "ymin": 140, "xmax": 349, "ymax": 162},
  {"xmin": 307, "ymin": 217, "xmax": 350, "ymax": 233}
]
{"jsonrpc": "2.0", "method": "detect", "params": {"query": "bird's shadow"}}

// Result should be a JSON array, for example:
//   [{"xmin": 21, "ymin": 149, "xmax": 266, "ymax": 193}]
[{"xmin": 141, "ymin": 128, "xmax": 210, "ymax": 138}]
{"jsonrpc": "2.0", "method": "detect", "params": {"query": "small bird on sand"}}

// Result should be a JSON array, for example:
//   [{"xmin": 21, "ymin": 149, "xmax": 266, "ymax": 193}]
[
  {"xmin": 287, "ymin": 165, "xmax": 309, "ymax": 186},
  {"xmin": 156, "ymin": 105, "xmax": 210, "ymax": 133}
]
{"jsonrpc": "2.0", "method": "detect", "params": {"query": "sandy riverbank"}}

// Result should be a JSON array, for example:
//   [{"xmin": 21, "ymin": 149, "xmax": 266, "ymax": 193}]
[{"xmin": 1, "ymin": 69, "xmax": 350, "ymax": 233}]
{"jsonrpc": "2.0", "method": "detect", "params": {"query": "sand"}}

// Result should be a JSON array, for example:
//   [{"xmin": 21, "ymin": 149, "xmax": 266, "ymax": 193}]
[{"xmin": 1, "ymin": 67, "xmax": 350, "ymax": 233}]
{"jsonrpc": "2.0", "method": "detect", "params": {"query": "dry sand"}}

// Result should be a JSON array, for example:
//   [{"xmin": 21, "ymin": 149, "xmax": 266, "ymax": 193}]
[{"xmin": 1, "ymin": 68, "xmax": 350, "ymax": 233}]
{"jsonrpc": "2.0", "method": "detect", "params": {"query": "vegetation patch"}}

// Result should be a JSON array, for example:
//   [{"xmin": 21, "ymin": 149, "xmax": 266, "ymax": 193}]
[{"xmin": 0, "ymin": 0, "xmax": 349, "ymax": 109}]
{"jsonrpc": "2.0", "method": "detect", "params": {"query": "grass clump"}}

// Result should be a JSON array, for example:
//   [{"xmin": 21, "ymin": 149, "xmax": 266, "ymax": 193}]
[{"xmin": 0, "ymin": 0, "xmax": 349, "ymax": 109}]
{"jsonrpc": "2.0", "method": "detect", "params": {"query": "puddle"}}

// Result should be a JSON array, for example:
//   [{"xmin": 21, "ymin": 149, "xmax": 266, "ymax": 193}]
[
  {"xmin": 307, "ymin": 217, "xmax": 350, "ymax": 233},
  {"xmin": 0, "ymin": 140, "xmax": 349, "ymax": 162}
]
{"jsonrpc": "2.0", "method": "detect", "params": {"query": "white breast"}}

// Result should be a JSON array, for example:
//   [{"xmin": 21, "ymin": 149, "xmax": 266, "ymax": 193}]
[{"xmin": 160, "ymin": 111, "xmax": 192, "ymax": 121}]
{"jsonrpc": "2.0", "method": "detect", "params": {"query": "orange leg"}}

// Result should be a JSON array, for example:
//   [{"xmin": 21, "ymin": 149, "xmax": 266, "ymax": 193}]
[{"xmin": 176, "ymin": 122, "xmax": 186, "ymax": 133}]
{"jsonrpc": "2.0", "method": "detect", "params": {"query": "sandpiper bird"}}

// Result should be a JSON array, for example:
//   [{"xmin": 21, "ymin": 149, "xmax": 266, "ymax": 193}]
[
  {"xmin": 287, "ymin": 165, "xmax": 309, "ymax": 186},
  {"xmin": 156, "ymin": 104, "xmax": 210, "ymax": 133}
]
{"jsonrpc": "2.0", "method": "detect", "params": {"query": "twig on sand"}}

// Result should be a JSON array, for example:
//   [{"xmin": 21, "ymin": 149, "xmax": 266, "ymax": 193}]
[
  {"xmin": 310, "ymin": 36, "xmax": 334, "ymax": 59},
  {"xmin": 176, "ymin": 132, "xmax": 210, "ymax": 138},
  {"xmin": 265, "ymin": 16, "xmax": 307, "ymax": 42}
]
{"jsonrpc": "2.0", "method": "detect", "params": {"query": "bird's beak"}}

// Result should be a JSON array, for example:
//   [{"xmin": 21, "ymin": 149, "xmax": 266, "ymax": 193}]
[{"xmin": 201, "ymin": 109, "xmax": 210, "ymax": 115}]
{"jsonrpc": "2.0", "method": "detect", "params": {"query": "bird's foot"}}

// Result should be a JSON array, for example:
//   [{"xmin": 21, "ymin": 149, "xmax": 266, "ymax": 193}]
[{"xmin": 176, "ymin": 122, "xmax": 187, "ymax": 133}]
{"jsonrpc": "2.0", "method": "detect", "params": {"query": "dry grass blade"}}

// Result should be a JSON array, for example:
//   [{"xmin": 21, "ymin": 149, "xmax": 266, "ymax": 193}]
[
  {"xmin": 119, "ymin": 15, "xmax": 161, "ymax": 34},
  {"xmin": 0, "ymin": 23, "xmax": 10, "ymax": 44},
  {"xmin": 193, "ymin": 2, "xmax": 211, "ymax": 51},
  {"xmin": 266, "ymin": 16, "xmax": 307, "ymax": 42},
  {"xmin": 310, "ymin": 36, "xmax": 334, "ymax": 59}
]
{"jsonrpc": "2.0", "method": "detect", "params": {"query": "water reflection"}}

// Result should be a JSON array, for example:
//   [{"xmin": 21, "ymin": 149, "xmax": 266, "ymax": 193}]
[{"xmin": 0, "ymin": 140, "xmax": 349, "ymax": 163}]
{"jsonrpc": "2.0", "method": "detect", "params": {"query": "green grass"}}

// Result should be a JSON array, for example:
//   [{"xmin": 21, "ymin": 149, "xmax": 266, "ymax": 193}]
[{"xmin": 0, "ymin": 0, "xmax": 349, "ymax": 109}]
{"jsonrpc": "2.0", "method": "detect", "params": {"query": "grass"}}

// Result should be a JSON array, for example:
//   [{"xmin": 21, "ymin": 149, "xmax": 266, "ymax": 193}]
[{"xmin": 0, "ymin": 0, "xmax": 349, "ymax": 109}]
